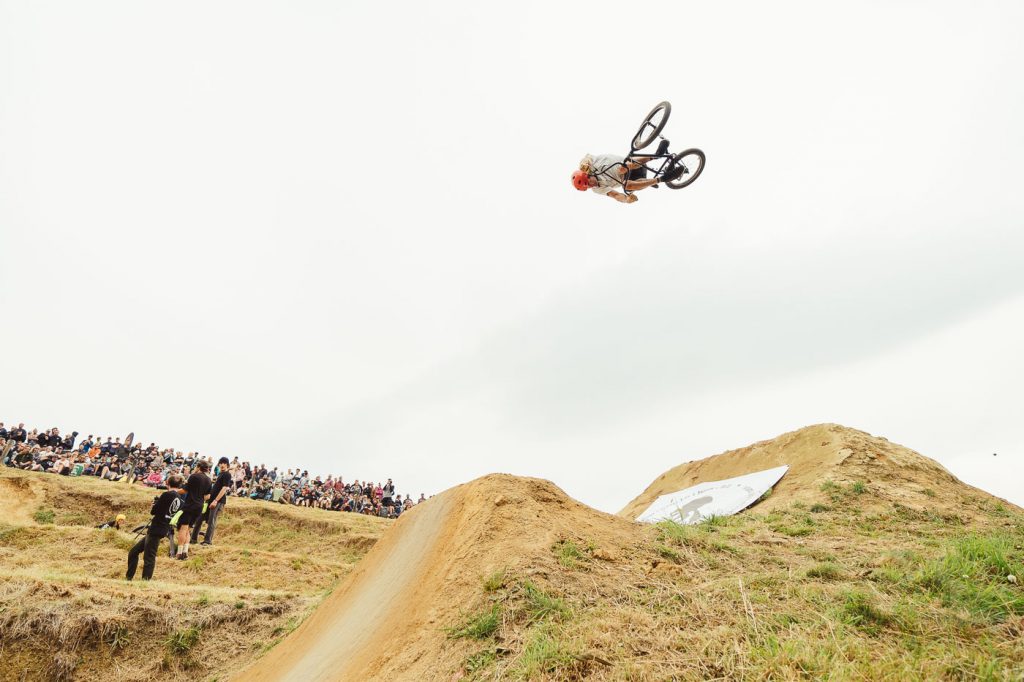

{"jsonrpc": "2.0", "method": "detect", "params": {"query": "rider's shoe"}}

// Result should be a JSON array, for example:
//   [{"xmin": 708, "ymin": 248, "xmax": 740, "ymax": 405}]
[{"xmin": 661, "ymin": 164, "xmax": 687, "ymax": 182}]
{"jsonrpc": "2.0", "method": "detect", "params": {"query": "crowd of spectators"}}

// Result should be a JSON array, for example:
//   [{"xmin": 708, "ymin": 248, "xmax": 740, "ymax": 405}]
[{"xmin": 0, "ymin": 420, "xmax": 425, "ymax": 519}]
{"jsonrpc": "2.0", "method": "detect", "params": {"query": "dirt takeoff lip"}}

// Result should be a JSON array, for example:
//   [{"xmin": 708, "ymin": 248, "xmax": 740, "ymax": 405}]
[{"xmin": 236, "ymin": 490, "xmax": 455, "ymax": 682}]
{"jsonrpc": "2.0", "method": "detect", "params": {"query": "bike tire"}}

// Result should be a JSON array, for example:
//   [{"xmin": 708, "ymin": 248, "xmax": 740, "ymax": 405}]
[
  {"xmin": 631, "ymin": 101, "xmax": 671, "ymax": 152},
  {"xmin": 665, "ymin": 148, "xmax": 705, "ymax": 189}
]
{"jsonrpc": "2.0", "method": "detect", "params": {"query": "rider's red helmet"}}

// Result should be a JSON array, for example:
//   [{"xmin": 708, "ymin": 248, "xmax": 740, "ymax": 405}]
[{"xmin": 571, "ymin": 170, "xmax": 590, "ymax": 192}]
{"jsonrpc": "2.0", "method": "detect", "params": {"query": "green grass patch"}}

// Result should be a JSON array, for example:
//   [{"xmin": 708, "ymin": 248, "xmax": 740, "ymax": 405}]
[
  {"xmin": 806, "ymin": 563, "xmax": 844, "ymax": 580},
  {"xmin": 511, "ymin": 626, "xmax": 576, "ymax": 680},
  {"xmin": 699, "ymin": 515, "xmax": 727, "ymax": 532},
  {"xmin": 165, "ymin": 627, "xmax": 202, "ymax": 654},
  {"xmin": 447, "ymin": 605, "xmax": 501, "ymax": 640},
  {"xmin": 521, "ymin": 580, "xmax": 569, "ymax": 623},
  {"xmin": 810, "ymin": 503, "xmax": 830, "ymax": 513},
  {"xmin": 655, "ymin": 544, "xmax": 681, "ymax": 563},
  {"xmin": 656, "ymin": 519, "xmax": 697, "ymax": 546},
  {"xmin": 553, "ymin": 539, "xmax": 587, "ymax": 569},
  {"xmin": 773, "ymin": 524, "xmax": 813, "ymax": 537},
  {"xmin": 463, "ymin": 647, "xmax": 498, "ymax": 676},
  {"xmin": 839, "ymin": 591, "xmax": 894, "ymax": 634},
  {"xmin": 32, "ymin": 508, "xmax": 55, "ymax": 524},
  {"xmin": 105, "ymin": 625, "xmax": 131, "ymax": 651},
  {"xmin": 915, "ymin": 532, "xmax": 1024, "ymax": 622},
  {"xmin": 483, "ymin": 568, "xmax": 506, "ymax": 592}
]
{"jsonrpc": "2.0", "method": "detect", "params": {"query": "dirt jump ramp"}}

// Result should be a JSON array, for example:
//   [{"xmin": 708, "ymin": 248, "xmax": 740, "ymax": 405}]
[
  {"xmin": 238, "ymin": 488, "xmax": 456, "ymax": 681},
  {"xmin": 236, "ymin": 473, "xmax": 640, "ymax": 681}
]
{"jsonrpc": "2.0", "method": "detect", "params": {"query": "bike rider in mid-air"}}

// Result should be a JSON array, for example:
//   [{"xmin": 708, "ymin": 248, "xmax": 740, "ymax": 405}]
[{"xmin": 572, "ymin": 153, "xmax": 686, "ymax": 204}]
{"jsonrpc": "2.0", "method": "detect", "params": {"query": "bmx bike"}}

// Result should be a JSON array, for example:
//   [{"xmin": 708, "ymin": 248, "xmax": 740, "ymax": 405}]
[{"xmin": 619, "ymin": 101, "xmax": 705, "ymax": 194}]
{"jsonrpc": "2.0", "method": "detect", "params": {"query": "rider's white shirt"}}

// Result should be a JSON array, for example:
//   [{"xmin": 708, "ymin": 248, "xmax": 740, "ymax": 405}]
[{"xmin": 581, "ymin": 153, "xmax": 627, "ymax": 195}]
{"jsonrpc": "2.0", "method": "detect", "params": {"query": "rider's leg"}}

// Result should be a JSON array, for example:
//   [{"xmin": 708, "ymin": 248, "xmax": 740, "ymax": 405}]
[
  {"xmin": 624, "ymin": 178, "xmax": 659, "ymax": 192},
  {"xmin": 626, "ymin": 156, "xmax": 653, "ymax": 170}
]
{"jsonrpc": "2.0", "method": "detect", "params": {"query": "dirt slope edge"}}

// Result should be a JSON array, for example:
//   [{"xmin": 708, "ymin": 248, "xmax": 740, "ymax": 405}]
[{"xmin": 238, "ymin": 485, "xmax": 456, "ymax": 681}]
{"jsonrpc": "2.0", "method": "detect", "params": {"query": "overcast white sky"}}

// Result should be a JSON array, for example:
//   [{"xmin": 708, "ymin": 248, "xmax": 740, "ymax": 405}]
[{"xmin": 2, "ymin": 1, "xmax": 1021, "ymax": 512}]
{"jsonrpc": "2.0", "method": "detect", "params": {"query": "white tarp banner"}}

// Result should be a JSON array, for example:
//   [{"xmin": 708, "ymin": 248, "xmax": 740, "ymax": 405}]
[{"xmin": 637, "ymin": 465, "xmax": 789, "ymax": 524}]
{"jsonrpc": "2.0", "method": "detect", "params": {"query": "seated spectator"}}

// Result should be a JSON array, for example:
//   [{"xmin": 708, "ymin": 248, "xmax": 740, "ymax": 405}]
[
  {"xmin": 52, "ymin": 455, "xmax": 72, "ymax": 476},
  {"xmin": 143, "ymin": 468, "xmax": 164, "ymax": 487},
  {"xmin": 6, "ymin": 418, "xmax": 419, "ymax": 520}
]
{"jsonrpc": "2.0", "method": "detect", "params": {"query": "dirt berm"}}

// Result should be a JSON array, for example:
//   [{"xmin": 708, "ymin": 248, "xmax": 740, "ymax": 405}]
[
  {"xmin": 620, "ymin": 423, "xmax": 1009, "ymax": 520},
  {"xmin": 239, "ymin": 473, "xmax": 644, "ymax": 681}
]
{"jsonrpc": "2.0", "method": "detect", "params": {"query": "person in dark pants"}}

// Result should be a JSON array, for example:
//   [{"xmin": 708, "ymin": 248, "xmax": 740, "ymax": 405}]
[
  {"xmin": 127, "ymin": 474, "xmax": 184, "ymax": 581},
  {"xmin": 175, "ymin": 460, "xmax": 211, "ymax": 560},
  {"xmin": 191, "ymin": 457, "xmax": 232, "ymax": 546}
]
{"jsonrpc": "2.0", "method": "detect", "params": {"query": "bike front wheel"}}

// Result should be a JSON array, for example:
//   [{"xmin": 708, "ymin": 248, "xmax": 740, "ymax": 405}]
[
  {"xmin": 631, "ymin": 101, "xmax": 671, "ymax": 152},
  {"xmin": 665, "ymin": 148, "xmax": 705, "ymax": 189}
]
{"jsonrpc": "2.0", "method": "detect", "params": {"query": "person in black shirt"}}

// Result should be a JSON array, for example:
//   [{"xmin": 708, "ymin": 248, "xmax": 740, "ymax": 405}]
[
  {"xmin": 191, "ymin": 457, "xmax": 232, "ymax": 546},
  {"xmin": 174, "ymin": 459, "xmax": 211, "ymax": 560},
  {"xmin": 11, "ymin": 424, "xmax": 27, "ymax": 443},
  {"xmin": 127, "ymin": 474, "xmax": 184, "ymax": 581}
]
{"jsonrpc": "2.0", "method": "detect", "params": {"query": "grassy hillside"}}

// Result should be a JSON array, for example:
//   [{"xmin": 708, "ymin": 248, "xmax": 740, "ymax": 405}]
[
  {"xmin": 4, "ymin": 425, "xmax": 1023, "ymax": 681},
  {"xmin": 428, "ymin": 476, "xmax": 1024, "ymax": 681},
  {"xmin": 0, "ymin": 468, "xmax": 390, "ymax": 682}
]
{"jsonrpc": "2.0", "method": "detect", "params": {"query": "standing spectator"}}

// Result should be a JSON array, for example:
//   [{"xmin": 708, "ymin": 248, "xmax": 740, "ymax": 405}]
[
  {"xmin": 174, "ymin": 460, "xmax": 211, "ymax": 561},
  {"xmin": 192, "ymin": 457, "xmax": 232, "ymax": 546},
  {"xmin": 382, "ymin": 478, "xmax": 395, "ymax": 507}
]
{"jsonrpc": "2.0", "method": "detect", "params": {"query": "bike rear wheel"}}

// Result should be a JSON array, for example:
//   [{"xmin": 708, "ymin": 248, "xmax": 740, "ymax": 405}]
[
  {"xmin": 665, "ymin": 148, "xmax": 705, "ymax": 189},
  {"xmin": 631, "ymin": 101, "xmax": 671, "ymax": 152}
]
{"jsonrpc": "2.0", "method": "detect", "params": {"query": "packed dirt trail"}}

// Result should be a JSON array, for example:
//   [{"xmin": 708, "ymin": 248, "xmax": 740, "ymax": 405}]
[{"xmin": 241, "ymin": 487, "xmax": 457, "ymax": 681}]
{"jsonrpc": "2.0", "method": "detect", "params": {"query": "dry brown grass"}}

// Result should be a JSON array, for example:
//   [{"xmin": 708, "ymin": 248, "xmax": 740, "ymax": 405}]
[
  {"xmin": 0, "ymin": 467, "xmax": 391, "ymax": 681},
  {"xmin": 443, "ymin": 485, "xmax": 1024, "ymax": 681}
]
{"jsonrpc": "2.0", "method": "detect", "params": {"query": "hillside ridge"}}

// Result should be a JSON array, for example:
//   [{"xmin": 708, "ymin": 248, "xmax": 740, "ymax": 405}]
[{"xmin": 619, "ymin": 423, "xmax": 1013, "ymax": 520}]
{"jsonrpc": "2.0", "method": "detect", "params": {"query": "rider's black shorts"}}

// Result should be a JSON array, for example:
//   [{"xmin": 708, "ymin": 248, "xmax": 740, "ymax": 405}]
[{"xmin": 627, "ymin": 166, "xmax": 648, "ymax": 181}]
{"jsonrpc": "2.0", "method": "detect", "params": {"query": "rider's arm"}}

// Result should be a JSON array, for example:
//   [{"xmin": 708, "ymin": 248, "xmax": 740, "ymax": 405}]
[{"xmin": 605, "ymin": 190, "xmax": 637, "ymax": 204}]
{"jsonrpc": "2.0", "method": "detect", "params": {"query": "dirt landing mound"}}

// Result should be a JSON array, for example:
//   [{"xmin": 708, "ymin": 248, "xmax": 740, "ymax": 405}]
[
  {"xmin": 619, "ymin": 423, "xmax": 1016, "ymax": 520},
  {"xmin": 237, "ymin": 474, "xmax": 642, "ymax": 681}
]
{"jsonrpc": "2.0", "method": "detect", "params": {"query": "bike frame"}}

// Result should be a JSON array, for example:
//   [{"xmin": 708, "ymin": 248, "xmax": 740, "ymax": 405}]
[{"xmin": 598, "ymin": 148, "xmax": 682, "ymax": 196}]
